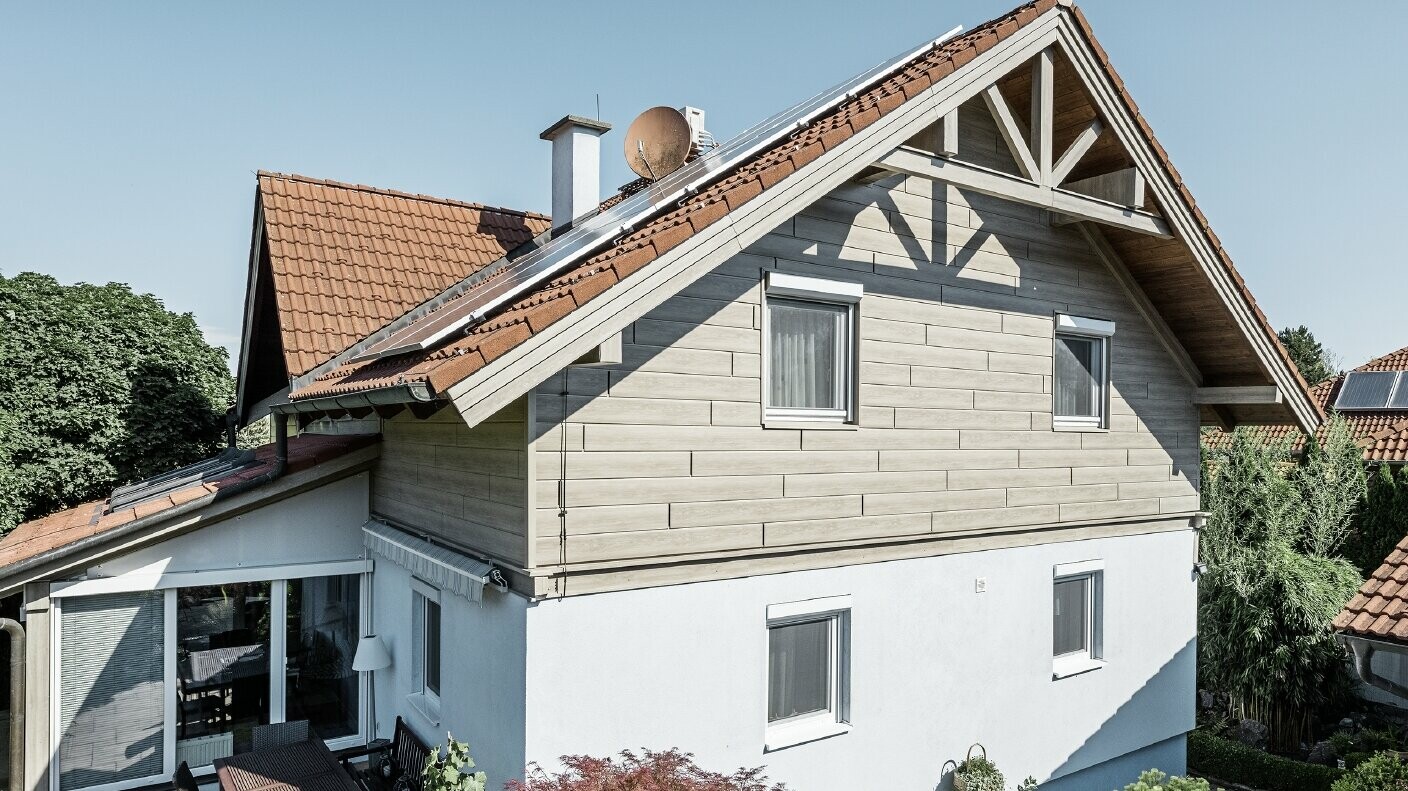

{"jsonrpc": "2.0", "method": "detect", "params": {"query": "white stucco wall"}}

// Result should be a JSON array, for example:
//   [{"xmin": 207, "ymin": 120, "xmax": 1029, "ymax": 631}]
[
  {"xmin": 521, "ymin": 527, "xmax": 1197, "ymax": 790},
  {"xmin": 87, "ymin": 473, "xmax": 370, "ymax": 578},
  {"xmin": 368, "ymin": 556, "xmax": 528, "ymax": 789}
]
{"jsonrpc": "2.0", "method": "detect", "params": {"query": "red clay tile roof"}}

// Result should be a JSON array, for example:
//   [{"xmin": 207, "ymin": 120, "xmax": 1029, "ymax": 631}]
[
  {"xmin": 1206, "ymin": 345, "xmax": 1408, "ymax": 463},
  {"xmin": 258, "ymin": 173, "xmax": 550, "ymax": 376},
  {"xmin": 282, "ymin": 0, "xmax": 1316, "ymax": 430},
  {"xmin": 0, "ymin": 433, "xmax": 377, "ymax": 574},
  {"xmin": 1335, "ymin": 535, "xmax": 1408, "ymax": 641}
]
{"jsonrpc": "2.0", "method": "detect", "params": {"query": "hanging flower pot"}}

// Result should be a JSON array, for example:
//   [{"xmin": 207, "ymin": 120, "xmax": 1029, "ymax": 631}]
[{"xmin": 946, "ymin": 744, "xmax": 1006, "ymax": 791}]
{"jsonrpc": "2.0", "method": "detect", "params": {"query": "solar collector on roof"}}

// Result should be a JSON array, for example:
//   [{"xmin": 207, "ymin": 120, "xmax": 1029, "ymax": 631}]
[{"xmin": 345, "ymin": 24, "xmax": 965, "ymax": 367}]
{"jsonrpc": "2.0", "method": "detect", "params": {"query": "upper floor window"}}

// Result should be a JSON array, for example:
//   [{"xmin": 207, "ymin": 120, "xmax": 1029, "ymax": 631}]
[
  {"xmin": 1053, "ymin": 314, "xmax": 1115, "ymax": 428},
  {"xmin": 764, "ymin": 272, "xmax": 862, "ymax": 425}
]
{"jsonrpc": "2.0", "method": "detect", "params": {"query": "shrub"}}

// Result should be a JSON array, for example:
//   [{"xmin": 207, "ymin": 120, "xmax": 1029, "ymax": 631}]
[
  {"xmin": 506, "ymin": 749, "xmax": 786, "ymax": 791},
  {"xmin": 1187, "ymin": 730, "xmax": 1344, "ymax": 791},
  {"xmin": 1122, "ymin": 770, "xmax": 1210, "ymax": 790},
  {"xmin": 1329, "ymin": 752, "xmax": 1408, "ymax": 791},
  {"xmin": 953, "ymin": 755, "xmax": 1005, "ymax": 791}
]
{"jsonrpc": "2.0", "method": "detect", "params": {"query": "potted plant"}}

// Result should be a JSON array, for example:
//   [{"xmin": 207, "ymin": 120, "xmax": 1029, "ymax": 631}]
[
  {"xmin": 422, "ymin": 735, "xmax": 487, "ymax": 791},
  {"xmin": 949, "ymin": 745, "xmax": 1004, "ymax": 791}
]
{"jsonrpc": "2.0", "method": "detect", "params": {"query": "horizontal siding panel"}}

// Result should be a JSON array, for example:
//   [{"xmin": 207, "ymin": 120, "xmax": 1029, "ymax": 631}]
[
  {"xmin": 672, "ymin": 495, "xmax": 862, "ymax": 529},
  {"xmin": 691, "ymin": 450, "xmax": 878, "ymax": 476},
  {"xmin": 765, "ymin": 512, "xmax": 931, "ymax": 546},
  {"xmin": 784, "ymin": 470, "xmax": 947, "ymax": 497}
]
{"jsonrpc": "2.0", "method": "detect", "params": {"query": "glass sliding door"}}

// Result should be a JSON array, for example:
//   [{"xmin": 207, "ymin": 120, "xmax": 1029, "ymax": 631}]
[
  {"xmin": 57, "ymin": 592, "xmax": 166, "ymax": 791},
  {"xmin": 284, "ymin": 575, "xmax": 360, "ymax": 739},
  {"xmin": 174, "ymin": 582, "xmax": 272, "ymax": 764}
]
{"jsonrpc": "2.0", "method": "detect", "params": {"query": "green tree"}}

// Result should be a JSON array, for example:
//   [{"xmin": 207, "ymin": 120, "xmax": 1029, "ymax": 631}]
[
  {"xmin": 1278, "ymin": 325, "xmax": 1339, "ymax": 385},
  {"xmin": 1199, "ymin": 416, "xmax": 1366, "ymax": 751},
  {"xmin": 1343, "ymin": 464, "xmax": 1408, "ymax": 576},
  {"xmin": 0, "ymin": 272, "xmax": 233, "ymax": 533}
]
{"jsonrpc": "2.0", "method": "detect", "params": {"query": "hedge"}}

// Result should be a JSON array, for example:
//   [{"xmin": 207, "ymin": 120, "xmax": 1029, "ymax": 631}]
[{"xmin": 1187, "ymin": 730, "xmax": 1344, "ymax": 791}]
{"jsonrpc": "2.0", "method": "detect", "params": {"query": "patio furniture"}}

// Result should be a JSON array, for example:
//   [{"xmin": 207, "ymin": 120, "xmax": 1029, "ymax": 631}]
[
  {"xmin": 338, "ymin": 718, "xmax": 428, "ymax": 791},
  {"xmin": 214, "ymin": 738, "xmax": 358, "ymax": 791},
  {"xmin": 172, "ymin": 761, "xmax": 199, "ymax": 791},
  {"xmin": 253, "ymin": 720, "xmax": 312, "ymax": 752}
]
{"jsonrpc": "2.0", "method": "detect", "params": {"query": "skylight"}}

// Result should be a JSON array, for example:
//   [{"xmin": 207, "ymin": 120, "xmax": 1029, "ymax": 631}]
[{"xmin": 1335, "ymin": 371, "xmax": 1408, "ymax": 411}]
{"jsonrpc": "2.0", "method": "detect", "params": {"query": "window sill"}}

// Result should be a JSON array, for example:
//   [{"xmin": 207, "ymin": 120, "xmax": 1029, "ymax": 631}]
[
  {"xmin": 407, "ymin": 693, "xmax": 440, "ymax": 727},
  {"xmin": 763, "ymin": 420, "xmax": 858, "ymax": 431},
  {"xmin": 1052, "ymin": 422, "xmax": 1108, "ymax": 433},
  {"xmin": 1052, "ymin": 655, "xmax": 1105, "ymax": 680},
  {"xmin": 764, "ymin": 718, "xmax": 851, "ymax": 752}
]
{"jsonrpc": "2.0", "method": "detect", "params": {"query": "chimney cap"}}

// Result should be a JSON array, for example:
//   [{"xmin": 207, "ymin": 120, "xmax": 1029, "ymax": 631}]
[{"xmin": 540, "ymin": 115, "xmax": 612, "ymax": 141}]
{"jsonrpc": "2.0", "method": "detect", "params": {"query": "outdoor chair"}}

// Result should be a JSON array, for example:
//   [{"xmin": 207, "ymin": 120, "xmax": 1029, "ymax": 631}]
[
  {"xmin": 252, "ymin": 719, "xmax": 311, "ymax": 752},
  {"xmin": 172, "ymin": 761, "xmax": 199, "ymax": 791},
  {"xmin": 338, "ymin": 717, "xmax": 429, "ymax": 791}
]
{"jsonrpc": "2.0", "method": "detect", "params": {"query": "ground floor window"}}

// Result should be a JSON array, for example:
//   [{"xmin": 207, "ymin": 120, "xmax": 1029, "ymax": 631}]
[
  {"xmin": 54, "ymin": 567, "xmax": 365, "ymax": 791},
  {"xmin": 764, "ymin": 595, "xmax": 851, "ymax": 751}
]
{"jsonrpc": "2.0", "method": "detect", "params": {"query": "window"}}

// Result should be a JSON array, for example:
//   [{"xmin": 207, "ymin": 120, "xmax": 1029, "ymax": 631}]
[
  {"xmin": 765, "ymin": 595, "xmax": 851, "ymax": 751},
  {"xmin": 411, "ymin": 578, "xmax": 442, "ymax": 720},
  {"xmin": 1053, "ymin": 314, "xmax": 1115, "ymax": 428},
  {"xmin": 764, "ymin": 272, "xmax": 862, "ymax": 424},
  {"xmin": 1053, "ymin": 560, "xmax": 1104, "ymax": 679}
]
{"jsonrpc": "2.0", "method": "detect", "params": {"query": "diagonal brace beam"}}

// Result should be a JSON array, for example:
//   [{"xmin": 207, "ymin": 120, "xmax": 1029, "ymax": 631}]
[{"xmin": 981, "ymin": 85, "xmax": 1040, "ymax": 182}]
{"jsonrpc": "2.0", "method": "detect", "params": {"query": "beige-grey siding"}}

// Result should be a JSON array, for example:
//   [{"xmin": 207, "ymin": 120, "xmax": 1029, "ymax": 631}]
[
  {"xmin": 373, "ymin": 397, "xmax": 530, "ymax": 566},
  {"xmin": 529, "ymin": 98, "xmax": 1199, "ymax": 572}
]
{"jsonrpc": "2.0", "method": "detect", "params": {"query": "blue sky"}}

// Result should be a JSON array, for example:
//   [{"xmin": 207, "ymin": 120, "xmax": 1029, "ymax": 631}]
[{"xmin": 2, "ymin": 1, "xmax": 1404, "ymax": 371}]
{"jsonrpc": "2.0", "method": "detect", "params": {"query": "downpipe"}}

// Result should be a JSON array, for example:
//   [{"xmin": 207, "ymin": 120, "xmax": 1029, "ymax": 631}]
[{"xmin": 0, "ymin": 618, "xmax": 23, "ymax": 791}]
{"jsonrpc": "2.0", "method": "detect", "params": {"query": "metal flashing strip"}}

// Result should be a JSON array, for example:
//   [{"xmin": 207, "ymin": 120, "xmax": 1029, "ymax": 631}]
[
  {"xmin": 362, "ymin": 520, "xmax": 493, "ymax": 604},
  {"xmin": 108, "ymin": 448, "xmax": 257, "ymax": 512},
  {"xmin": 349, "ymin": 24, "xmax": 965, "ymax": 365}
]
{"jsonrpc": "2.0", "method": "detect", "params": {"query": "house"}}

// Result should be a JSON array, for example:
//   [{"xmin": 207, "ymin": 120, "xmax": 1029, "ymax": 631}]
[
  {"xmin": 1205, "ymin": 344, "xmax": 1408, "ymax": 464},
  {"xmin": 0, "ymin": 1, "xmax": 1322, "ymax": 789}
]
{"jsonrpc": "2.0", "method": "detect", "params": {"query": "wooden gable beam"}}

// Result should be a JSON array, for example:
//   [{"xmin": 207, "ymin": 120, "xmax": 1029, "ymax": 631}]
[
  {"xmin": 1031, "ymin": 48, "xmax": 1054, "ymax": 186},
  {"xmin": 876, "ymin": 146, "xmax": 1172, "ymax": 237},
  {"xmin": 1052, "ymin": 118, "xmax": 1103, "ymax": 185},
  {"xmin": 982, "ymin": 85, "xmax": 1040, "ymax": 181},
  {"xmin": 1191, "ymin": 386, "xmax": 1283, "ymax": 405}
]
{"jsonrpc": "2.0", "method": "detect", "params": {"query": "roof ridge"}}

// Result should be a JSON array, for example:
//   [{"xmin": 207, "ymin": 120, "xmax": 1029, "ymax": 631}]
[
  {"xmin": 256, "ymin": 170, "xmax": 549, "ymax": 221},
  {"xmin": 1355, "ymin": 344, "xmax": 1408, "ymax": 372}
]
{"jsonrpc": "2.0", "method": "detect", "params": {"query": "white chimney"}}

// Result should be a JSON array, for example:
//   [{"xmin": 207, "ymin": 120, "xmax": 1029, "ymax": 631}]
[{"xmin": 539, "ymin": 114, "xmax": 612, "ymax": 235}]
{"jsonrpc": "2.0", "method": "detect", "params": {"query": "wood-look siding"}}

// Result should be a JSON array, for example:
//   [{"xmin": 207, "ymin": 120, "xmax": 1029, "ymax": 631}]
[
  {"xmin": 528, "ymin": 98, "xmax": 1200, "ymax": 575},
  {"xmin": 373, "ymin": 397, "xmax": 530, "ymax": 567}
]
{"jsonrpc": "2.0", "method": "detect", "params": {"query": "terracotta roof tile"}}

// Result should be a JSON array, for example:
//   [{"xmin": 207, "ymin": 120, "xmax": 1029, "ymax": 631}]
[
  {"xmin": 0, "ymin": 434, "xmax": 377, "ymax": 574},
  {"xmin": 284, "ymin": 0, "xmax": 1315, "ymax": 430},
  {"xmin": 258, "ymin": 173, "xmax": 549, "ymax": 376}
]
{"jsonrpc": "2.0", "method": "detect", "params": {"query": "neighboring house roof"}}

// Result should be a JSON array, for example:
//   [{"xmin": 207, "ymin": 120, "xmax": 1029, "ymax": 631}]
[
  {"xmin": 273, "ymin": 0, "xmax": 1318, "ymax": 434},
  {"xmin": 237, "ymin": 173, "xmax": 548, "ymax": 416},
  {"xmin": 1205, "ymin": 345, "xmax": 1408, "ymax": 463},
  {"xmin": 0, "ymin": 434, "xmax": 378, "ymax": 592},
  {"xmin": 1335, "ymin": 535, "xmax": 1408, "ymax": 642}
]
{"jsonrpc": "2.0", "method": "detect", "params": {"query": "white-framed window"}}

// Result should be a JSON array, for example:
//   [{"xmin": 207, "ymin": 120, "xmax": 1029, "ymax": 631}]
[
  {"xmin": 1053, "ymin": 314, "xmax": 1115, "ymax": 429},
  {"xmin": 763, "ymin": 272, "xmax": 862, "ymax": 425},
  {"xmin": 1053, "ymin": 559, "xmax": 1104, "ymax": 679},
  {"xmin": 765, "ymin": 595, "xmax": 851, "ymax": 751},
  {"xmin": 410, "ymin": 578, "xmax": 442, "ymax": 722}
]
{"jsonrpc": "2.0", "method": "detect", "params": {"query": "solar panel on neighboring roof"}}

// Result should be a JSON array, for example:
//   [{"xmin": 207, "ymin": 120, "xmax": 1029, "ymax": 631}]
[
  {"xmin": 108, "ymin": 448, "xmax": 256, "ymax": 511},
  {"xmin": 1392, "ymin": 376, "xmax": 1408, "ymax": 410},
  {"xmin": 1335, "ymin": 371, "xmax": 1402, "ymax": 410}
]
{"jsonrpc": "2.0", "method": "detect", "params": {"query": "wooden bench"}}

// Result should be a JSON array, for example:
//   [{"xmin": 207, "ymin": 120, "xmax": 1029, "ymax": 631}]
[{"xmin": 338, "ymin": 718, "xmax": 431, "ymax": 791}]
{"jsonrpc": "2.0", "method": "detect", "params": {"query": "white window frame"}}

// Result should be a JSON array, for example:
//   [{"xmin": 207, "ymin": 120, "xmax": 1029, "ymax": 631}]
[
  {"xmin": 409, "ymin": 577, "xmax": 442, "ymax": 725},
  {"xmin": 762, "ymin": 272, "xmax": 862, "ymax": 426},
  {"xmin": 1052, "ymin": 559, "xmax": 1105, "ymax": 679},
  {"xmin": 49, "ymin": 562, "xmax": 372, "ymax": 791},
  {"xmin": 764, "ymin": 595, "xmax": 852, "ymax": 751},
  {"xmin": 1053, "ymin": 314, "xmax": 1115, "ymax": 430}
]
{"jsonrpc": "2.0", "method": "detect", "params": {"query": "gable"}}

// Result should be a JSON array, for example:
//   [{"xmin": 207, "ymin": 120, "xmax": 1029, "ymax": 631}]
[
  {"xmin": 278, "ymin": 0, "xmax": 1319, "ymax": 437},
  {"xmin": 236, "ymin": 173, "xmax": 549, "ymax": 420}
]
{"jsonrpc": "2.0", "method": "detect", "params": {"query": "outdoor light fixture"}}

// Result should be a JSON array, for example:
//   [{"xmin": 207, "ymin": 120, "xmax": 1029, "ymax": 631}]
[{"xmin": 353, "ymin": 634, "xmax": 391, "ymax": 672}]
